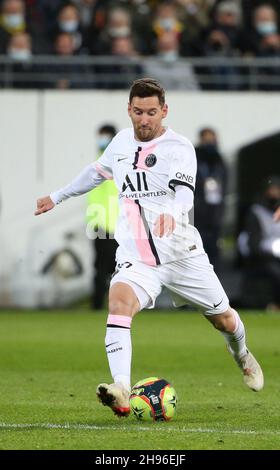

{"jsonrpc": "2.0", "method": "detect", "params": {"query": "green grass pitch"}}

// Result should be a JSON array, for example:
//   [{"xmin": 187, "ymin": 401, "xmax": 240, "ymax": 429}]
[{"xmin": 0, "ymin": 309, "xmax": 279, "ymax": 450}]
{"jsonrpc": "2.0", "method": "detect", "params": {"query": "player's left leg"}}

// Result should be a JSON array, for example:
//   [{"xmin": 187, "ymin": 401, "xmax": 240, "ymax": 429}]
[
  {"xmin": 163, "ymin": 254, "xmax": 264, "ymax": 391},
  {"xmin": 205, "ymin": 307, "xmax": 264, "ymax": 392}
]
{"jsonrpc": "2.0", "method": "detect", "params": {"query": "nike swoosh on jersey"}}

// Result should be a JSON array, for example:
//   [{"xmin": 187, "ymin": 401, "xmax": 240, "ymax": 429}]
[
  {"xmin": 105, "ymin": 342, "xmax": 118, "ymax": 348},
  {"xmin": 117, "ymin": 157, "xmax": 128, "ymax": 162},
  {"xmin": 213, "ymin": 299, "xmax": 223, "ymax": 308}
]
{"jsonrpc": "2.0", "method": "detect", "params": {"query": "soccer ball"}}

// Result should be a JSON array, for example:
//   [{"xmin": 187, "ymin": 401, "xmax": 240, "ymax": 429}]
[{"xmin": 129, "ymin": 377, "xmax": 177, "ymax": 421}]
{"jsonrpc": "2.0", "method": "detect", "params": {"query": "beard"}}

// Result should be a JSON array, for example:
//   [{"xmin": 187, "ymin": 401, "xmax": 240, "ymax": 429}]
[{"xmin": 135, "ymin": 126, "xmax": 155, "ymax": 142}]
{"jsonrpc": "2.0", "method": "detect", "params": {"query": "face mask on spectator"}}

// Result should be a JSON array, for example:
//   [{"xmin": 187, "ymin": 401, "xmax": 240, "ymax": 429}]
[
  {"xmin": 59, "ymin": 20, "xmax": 79, "ymax": 33},
  {"xmin": 266, "ymin": 197, "xmax": 280, "ymax": 211},
  {"xmin": 3, "ymin": 14, "xmax": 24, "ymax": 29},
  {"xmin": 8, "ymin": 48, "xmax": 31, "ymax": 62},
  {"xmin": 97, "ymin": 134, "xmax": 112, "ymax": 151},
  {"xmin": 256, "ymin": 21, "xmax": 277, "ymax": 36},
  {"xmin": 108, "ymin": 26, "xmax": 130, "ymax": 38},
  {"xmin": 159, "ymin": 51, "xmax": 178, "ymax": 62},
  {"xmin": 158, "ymin": 18, "xmax": 176, "ymax": 31},
  {"xmin": 201, "ymin": 143, "xmax": 218, "ymax": 154}
]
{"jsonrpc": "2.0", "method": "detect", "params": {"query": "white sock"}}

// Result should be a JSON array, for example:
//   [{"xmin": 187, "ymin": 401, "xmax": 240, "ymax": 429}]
[
  {"xmin": 105, "ymin": 314, "xmax": 132, "ymax": 392},
  {"xmin": 221, "ymin": 309, "xmax": 247, "ymax": 359}
]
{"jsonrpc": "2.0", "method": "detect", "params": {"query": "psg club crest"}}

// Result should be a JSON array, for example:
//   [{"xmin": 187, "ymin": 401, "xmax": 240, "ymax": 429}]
[{"xmin": 145, "ymin": 154, "xmax": 157, "ymax": 167}]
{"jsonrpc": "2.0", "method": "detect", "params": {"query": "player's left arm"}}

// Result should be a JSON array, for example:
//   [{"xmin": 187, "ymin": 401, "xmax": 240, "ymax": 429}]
[
  {"xmin": 153, "ymin": 142, "xmax": 196, "ymax": 238},
  {"xmin": 153, "ymin": 186, "xmax": 193, "ymax": 237}
]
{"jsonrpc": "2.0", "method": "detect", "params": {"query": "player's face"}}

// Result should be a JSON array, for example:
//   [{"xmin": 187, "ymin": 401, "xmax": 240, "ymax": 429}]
[{"xmin": 128, "ymin": 96, "xmax": 168, "ymax": 142}]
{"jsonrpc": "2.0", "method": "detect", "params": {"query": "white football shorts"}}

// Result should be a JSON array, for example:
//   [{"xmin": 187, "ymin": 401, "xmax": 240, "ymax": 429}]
[{"xmin": 110, "ymin": 252, "xmax": 229, "ymax": 315}]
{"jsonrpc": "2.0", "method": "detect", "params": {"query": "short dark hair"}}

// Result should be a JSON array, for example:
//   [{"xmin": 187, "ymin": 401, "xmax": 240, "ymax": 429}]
[
  {"xmin": 199, "ymin": 127, "xmax": 217, "ymax": 139},
  {"xmin": 98, "ymin": 124, "xmax": 117, "ymax": 136},
  {"xmin": 129, "ymin": 78, "xmax": 165, "ymax": 107}
]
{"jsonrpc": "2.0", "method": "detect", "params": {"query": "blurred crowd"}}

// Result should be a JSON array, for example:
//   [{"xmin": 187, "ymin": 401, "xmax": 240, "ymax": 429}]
[{"xmin": 0, "ymin": 0, "xmax": 280, "ymax": 89}]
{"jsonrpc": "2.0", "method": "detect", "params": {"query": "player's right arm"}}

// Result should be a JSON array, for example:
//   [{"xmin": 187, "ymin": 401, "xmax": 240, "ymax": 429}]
[
  {"xmin": 35, "ymin": 136, "xmax": 116, "ymax": 216},
  {"xmin": 35, "ymin": 162, "xmax": 110, "ymax": 216},
  {"xmin": 35, "ymin": 195, "xmax": 55, "ymax": 216}
]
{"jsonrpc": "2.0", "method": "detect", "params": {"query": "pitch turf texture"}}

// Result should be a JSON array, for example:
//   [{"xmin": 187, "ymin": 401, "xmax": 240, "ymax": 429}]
[{"xmin": 0, "ymin": 310, "xmax": 279, "ymax": 450}]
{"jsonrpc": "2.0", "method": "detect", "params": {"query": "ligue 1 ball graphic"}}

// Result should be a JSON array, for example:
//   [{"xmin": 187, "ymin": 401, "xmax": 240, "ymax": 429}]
[{"xmin": 129, "ymin": 377, "xmax": 177, "ymax": 421}]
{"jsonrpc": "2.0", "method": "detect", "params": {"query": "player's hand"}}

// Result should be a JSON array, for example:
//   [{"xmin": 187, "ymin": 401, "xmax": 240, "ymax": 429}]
[
  {"xmin": 153, "ymin": 213, "xmax": 176, "ymax": 238},
  {"xmin": 273, "ymin": 206, "xmax": 280, "ymax": 222},
  {"xmin": 35, "ymin": 196, "xmax": 55, "ymax": 216}
]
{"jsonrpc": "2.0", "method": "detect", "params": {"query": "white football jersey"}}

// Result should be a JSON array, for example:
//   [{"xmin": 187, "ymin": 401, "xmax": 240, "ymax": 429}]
[{"xmin": 94, "ymin": 127, "xmax": 204, "ymax": 265}]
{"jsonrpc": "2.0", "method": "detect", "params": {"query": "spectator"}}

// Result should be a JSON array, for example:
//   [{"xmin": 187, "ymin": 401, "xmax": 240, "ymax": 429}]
[
  {"xmin": 91, "ymin": 6, "xmax": 134, "ymax": 55},
  {"xmin": 194, "ymin": 127, "xmax": 227, "ymax": 270},
  {"xmin": 198, "ymin": 1, "xmax": 243, "ymax": 89},
  {"xmin": 238, "ymin": 176, "xmax": 280, "ymax": 310},
  {"xmin": 7, "ymin": 30, "xmax": 32, "ymax": 61},
  {"xmin": 72, "ymin": 0, "xmax": 96, "ymax": 29},
  {"xmin": 241, "ymin": 4, "xmax": 279, "ymax": 56},
  {"xmin": 51, "ymin": 2, "xmax": 85, "ymax": 53},
  {"xmin": 152, "ymin": 1, "xmax": 184, "ymax": 39},
  {"xmin": 119, "ymin": 0, "xmax": 156, "ymax": 55},
  {"xmin": 145, "ymin": 30, "xmax": 199, "ymax": 90},
  {"xmin": 239, "ymin": 4, "xmax": 280, "ymax": 90},
  {"xmin": 110, "ymin": 35, "xmax": 143, "ymax": 88},
  {"xmin": 82, "ymin": 0, "xmax": 111, "ymax": 53},
  {"xmin": 48, "ymin": 32, "xmax": 90, "ymax": 89},
  {"xmin": 175, "ymin": 0, "xmax": 215, "ymax": 52},
  {"xmin": 54, "ymin": 30, "xmax": 75, "ymax": 53},
  {"xmin": 209, "ymin": 1, "xmax": 242, "ymax": 50},
  {"xmin": 0, "ymin": 0, "xmax": 49, "ymax": 54},
  {"xmin": 0, "ymin": 0, "xmax": 26, "ymax": 53},
  {"xmin": 3, "ymin": 32, "xmax": 39, "ymax": 88},
  {"xmin": 86, "ymin": 124, "xmax": 119, "ymax": 310},
  {"xmin": 96, "ymin": 35, "xmax": 143, "ymax": 89},
  {"xmin": 24, "ymin": 1, "xmax": 65, "ymax": 36},
  {"xmin": 111, "ymin": 35, "xmax": 138, "ymax": 57},
  {"xmin": 256, "ymin": 19, "xmax": 280, "ymax": 90}
]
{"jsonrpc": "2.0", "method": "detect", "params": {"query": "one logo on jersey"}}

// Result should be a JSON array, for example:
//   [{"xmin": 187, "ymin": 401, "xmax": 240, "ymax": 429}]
[
  {"xmin": 117, "ymin": 262, "xmax": 133, "ymax": 269},
  {"xmin": 145, "ymin": 154, "xmax": 157, "ymax": 168},
  {"xmin": 188, "ymin": 244, "xmax": 197, "ymax": 251},
  {"xmin": 213, "ymin": 298, "xmax": 223, "ymax": 308},
  {"xmin": 118, "ymin": 157, "xmax": 128, "ymax": 162},
  {"xmin": 175, "ymin": 172, "xmax": 194, "ymax": 184},
  {"xmin": 122, "ymin": 173, "xmax": 149, "ymax": 192}
]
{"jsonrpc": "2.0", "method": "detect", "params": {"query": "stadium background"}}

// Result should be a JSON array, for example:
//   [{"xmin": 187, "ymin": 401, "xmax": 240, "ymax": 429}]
[
  {"xmin": 1, "ymin": 0, "xmax": 280, "ymax": 308},
  {"xmin": 1, "ymin": 91, "xmax": 280, "ymax": 308},
  {"xmin": 0, "ymin": 0, "xmax": 280, "ymax": 452}
]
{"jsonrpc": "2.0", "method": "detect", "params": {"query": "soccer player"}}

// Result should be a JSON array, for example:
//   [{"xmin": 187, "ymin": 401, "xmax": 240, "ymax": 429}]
[{"xmin": 35, "ymin": 78, "xmax": 264, "ymax": 417}]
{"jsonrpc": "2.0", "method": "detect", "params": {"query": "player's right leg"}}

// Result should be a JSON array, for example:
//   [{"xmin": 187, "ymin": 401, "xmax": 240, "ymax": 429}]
[
  {"xmin": 96, "ymin": 281, "xmax": 140, "ymax": 417},
  {"xmin": 96, "ymin": 258, "xmax": 161, "ymax": 417}
]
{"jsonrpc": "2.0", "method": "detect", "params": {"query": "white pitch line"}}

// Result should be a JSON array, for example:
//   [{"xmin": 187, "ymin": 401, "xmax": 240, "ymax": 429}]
[{"xmin": 0, "ymin": 423, "xmax": 279, "ymax": 436}]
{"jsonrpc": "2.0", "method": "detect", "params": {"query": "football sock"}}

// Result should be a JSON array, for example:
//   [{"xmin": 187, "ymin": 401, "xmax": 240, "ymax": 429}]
[
  {"xmin": 105, "ymin": 314, "xmax": 132, "ymax": 392},
  {"xmin": 221, "ymin": 309, "xmax": 247, "ymax": 359}
]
